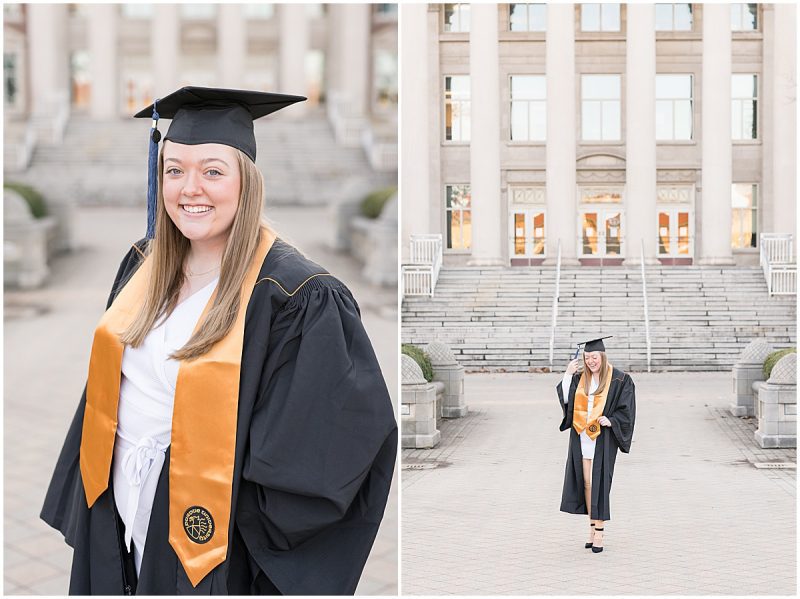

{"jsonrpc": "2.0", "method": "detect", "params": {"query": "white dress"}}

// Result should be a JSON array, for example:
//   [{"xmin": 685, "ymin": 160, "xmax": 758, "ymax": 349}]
[
  {"xmin": 112, "ymin": 277, "xmax": 217, "ymax": 575},
  {"xmin": 561, "ymin": 372, "xmax": 600, "ymax": 459}
]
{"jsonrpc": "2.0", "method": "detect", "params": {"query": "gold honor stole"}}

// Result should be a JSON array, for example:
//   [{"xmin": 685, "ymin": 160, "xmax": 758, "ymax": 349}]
[
  {"xmin": 572, "ymin": 362, "xmax": 613, "ymax": 440},
  {"xmin": 80, "ymin": 230, "xmax": 274, "ymax": 587}
]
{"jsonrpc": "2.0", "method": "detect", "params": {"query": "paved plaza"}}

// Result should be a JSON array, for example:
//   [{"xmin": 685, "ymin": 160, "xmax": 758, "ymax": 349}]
[
  {"xmin": 4, "ymin": 205, "xmax": 398, "ymax": 595},
  {"xmin": 402, "ymin": 372, "xmax": 796, "ymax": 595}
]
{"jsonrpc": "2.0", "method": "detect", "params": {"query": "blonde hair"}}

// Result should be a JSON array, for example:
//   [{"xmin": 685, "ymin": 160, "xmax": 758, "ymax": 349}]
[
  {"xmin": 120, "ymin": 146, "xmax": 267, "ymax": 361},
  {"xmin": 583, "ymin": 351, "xmax": 609, "ymax": 395}
]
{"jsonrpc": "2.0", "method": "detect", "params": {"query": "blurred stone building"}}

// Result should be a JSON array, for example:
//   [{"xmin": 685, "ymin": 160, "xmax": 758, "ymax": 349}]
[
  {"xmin": 401, "ymin": 3, "xmax": 796, "ymax": 267},
  {"xmin": 4, "ymin": 3, "xmax": 397, "ymax": 204}
]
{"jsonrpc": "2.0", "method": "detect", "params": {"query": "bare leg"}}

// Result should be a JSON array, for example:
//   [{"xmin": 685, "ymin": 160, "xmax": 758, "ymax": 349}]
[{"xmin": 582, "ymin": 458, "xmax": 593, "ymax": 542}]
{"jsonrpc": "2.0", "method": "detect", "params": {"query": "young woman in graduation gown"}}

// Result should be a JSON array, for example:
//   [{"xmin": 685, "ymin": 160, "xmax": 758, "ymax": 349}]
[
  {"xmin": 556, "ymin": 337, "xmax": 635, "ymax": 553},
  {"xmin": 40, "ymin": 87, "xmax": 397, "ymax": 595}
]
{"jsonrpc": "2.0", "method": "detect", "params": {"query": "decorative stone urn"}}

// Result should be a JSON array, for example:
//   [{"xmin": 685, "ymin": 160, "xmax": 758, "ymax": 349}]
[
  {"xmin": 401, "ymin": 354, "xmax": 441, "ymax": 449},
  {"xmin": 426, "ymin": 341, "xmax": 468, "ymax": 418},
  {"xmin": 754, "ymin": 353, "xmax": 797, "ymax": 449},
  {"xmin": 3, "ymin": 189, "xmax": 56, "ymax": 289},
  {"xmin": 730, "ymin": 340, "xmax": 773, "ymax": 417}
]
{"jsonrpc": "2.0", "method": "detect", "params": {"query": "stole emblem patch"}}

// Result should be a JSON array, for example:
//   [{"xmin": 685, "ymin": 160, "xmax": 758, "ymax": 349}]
[
  {"xmin": 588, "ymin": 423, "xmax": 599, "ymax": 434},
  {"xmin": 183, "ymin": 506, "xmax": 214, "ymax": 544}
]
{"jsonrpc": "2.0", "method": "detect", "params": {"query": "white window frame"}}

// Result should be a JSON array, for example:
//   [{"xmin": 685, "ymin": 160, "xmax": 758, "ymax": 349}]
[
  {"xmin": 654, "ymin": 4, "xmax": 693, "ymax": 31},
  {"xmin": 443, "ymin": 75, "xmax": 471, "ymax": 143},
  {"xmin": 510, "ymin": 75, "xmax": 546, "ymax": 142},
  {"xmin": 731, "ymin": 4, "xmax": 758, "ymax": 31},
  {"xmin": 580, "ymin": 4, "xmax": 621, "ymax": 32},
  {"xmin": 443, "ymin": 3, "xmax": 470, "ymax": 33},
  {"xmin": 732, "ymin": 74, "xmax": 758, "ymax": 141},
  {"xmin": 581, "ymin": 74, "xmax": 621, "ymax": 142},
  {"xmin": 445, "ymin": 184, "xmax": 472, "ymax": 252},
  {"xmin": 508, "ymin": 3, "xmax": 547, "ymax": 32},
  {"xmin": 656, "ymin": 74, "xmax": 694, "ymax": 141}
]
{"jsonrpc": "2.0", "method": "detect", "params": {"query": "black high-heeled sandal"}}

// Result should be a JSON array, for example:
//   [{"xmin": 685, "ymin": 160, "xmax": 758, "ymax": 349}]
[
  {"xmin": 584, "ymin": 523, "xmax": 595, "ymax": 549},
  {"xmin": 591, "ymin": 527, "xmax": 604, "ymax": 553}
]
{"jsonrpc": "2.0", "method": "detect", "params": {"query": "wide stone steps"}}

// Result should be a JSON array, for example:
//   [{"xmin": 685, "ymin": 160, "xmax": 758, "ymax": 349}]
[
  {"xmin": 10, "ymin": 109, "xmax": 393, "ymax": 206},
  {"xmin": 401, "ymin": 266, "xmax": 796, "ymax": 372}
]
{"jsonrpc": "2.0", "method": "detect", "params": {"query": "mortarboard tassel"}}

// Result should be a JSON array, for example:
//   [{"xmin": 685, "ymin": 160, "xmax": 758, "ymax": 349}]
[{"xmin": 146, "ymin": 99, "xmax": 161, "ymax": 239}]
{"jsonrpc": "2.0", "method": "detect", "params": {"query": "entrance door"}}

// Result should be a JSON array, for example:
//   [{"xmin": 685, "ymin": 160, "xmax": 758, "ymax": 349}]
[
  {"xmin": 658, "ymin": 208, "xmax": 693, "ymax": 262},
  {"xmin": 509, "ymin": 209, "xmax": 545, "ymax": 265},
  {"xmin": 579, "ymin": 209, "xmax": 623, "ymax": 263}
]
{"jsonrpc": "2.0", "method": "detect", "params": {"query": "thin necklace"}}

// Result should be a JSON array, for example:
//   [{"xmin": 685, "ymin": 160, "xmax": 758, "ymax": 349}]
[{"xmin": 186, "ymin": 264, "xmax": 220, "ymax": 277}]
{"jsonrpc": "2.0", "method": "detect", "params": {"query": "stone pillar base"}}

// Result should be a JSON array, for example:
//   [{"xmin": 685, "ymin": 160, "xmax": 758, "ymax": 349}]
[
  {"xmin": 402, "ymin": 430, "xmax": 441, "ymax": 449},
  {"xmin": 543, "ymin": 257, "xmax": 580, "ymax": 267},
  {"xmin": 697, "ymin": 257, "xmax": 736, "ymax": 266},
  {"xmin": 442, "ymin": 405, "xmax": 468, "ymax": 418},
  {"xmin": 623, "ymin": 257, "xmax": 661, "ymax": 267},
  {"xmin": 729, "ymin": 403, "xmax": 754, "ymax": 418},
  {"xmin": 754, "ymin": 430, "xmax": 796, "ymax": 449},
  {"xmin": 467, "ymin": 257, "xmax": 505, "ymax": 267}
]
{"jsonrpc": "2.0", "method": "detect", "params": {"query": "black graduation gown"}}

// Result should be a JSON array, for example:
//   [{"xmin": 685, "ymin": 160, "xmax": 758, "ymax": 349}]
[
  {"xmin": 40, "ymin": 237, "xmax": 398, "ymax": 595},
  {"xmin": 555, "ymin": 367, "xmax": 635, "ymax": 522}
]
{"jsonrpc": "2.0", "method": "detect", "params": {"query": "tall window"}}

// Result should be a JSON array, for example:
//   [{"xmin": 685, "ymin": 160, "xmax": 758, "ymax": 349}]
[
  {"xmin": 732, "ymin": 184, "xmax": 758, "ymax": 249},
  {"xmin": 446, "ymin": 185, "xmax": 472, "ymax": 250},
  {"xmin": 731, "ymin": 4, "xmax": 758, "ymax": 31},
  {"xmin": 444, "ymin": 76, "xmax": 470, "ymax": 142},
  {"xmin": 243, "ymin": 4, "xmax": 274, "ymax": 19},
  {"xmin": 581, "ymin": 75, "xmax": 621, "ymax": 141},
  {"xmin": 656, "ymin": 74, "xmax": 693, "ymax": 140},
  {"xmin": 510, "ymin": 76, "xmax": 546, "ymax": 141},
  {"xmin": 443, "ymin": 4, "xmax": 470, "ymax": 32},
  {"xmin": 732, "ymin": 74, "xmax": 757, "ymax": 140},
  {"xmin": 509, "ymin": 3, "xmax": 546, "ymax": 32},
  {"xmin": 655, "ymin": 4, "xmax": 693, "ymax": 31},
  {"xmin": 121, "ymin": 4, "xmax": 153, "ymax": 19},
  {"xmin": 180, "ymin": 4, "xmax": 216, "ymax": 19},
  {"xmin": 374, "ymin": 50, "xmax": 398, "ymax": 110},
  {"xmin": 581, "ymin": 4, "xmax": 620, "ymax": 32},
  {"xmin": 4, "ymin": 53, "xmax": 17, "ymax": 106}
]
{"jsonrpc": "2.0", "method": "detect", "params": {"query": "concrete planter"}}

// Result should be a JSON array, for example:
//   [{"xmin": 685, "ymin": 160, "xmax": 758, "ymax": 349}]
[
  {"xmin": 754, "ymin": 353, "xmax": 797, "ymax": 448},
  {"xmin": 401, "ymin": 354, "xmax": 441, "ymax": 449},
  {"xmin": 426, "ymin": 341, "xmax": 468, "ymax": 418},
  {"xmin": 730, "ymin": 340, "xmax": 773, "ymax": 417}
]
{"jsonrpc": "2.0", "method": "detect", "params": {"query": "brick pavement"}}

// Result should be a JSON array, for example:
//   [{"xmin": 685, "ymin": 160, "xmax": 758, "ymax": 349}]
[
  {"xmin": 401, "ymin": 372, "xmax": 796, "ymax": 595},
  {"xmin": 4, "ymin": 206, "xmax": 398, "ymax": 595}
]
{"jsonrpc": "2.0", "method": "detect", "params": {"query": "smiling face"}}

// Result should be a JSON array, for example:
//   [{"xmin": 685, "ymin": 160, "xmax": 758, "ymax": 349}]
[
  {"xmin": 161, "ymin": 141, "xmax": 241, "ymax": 247},
  {"xmin": 584, "ymin": 351, "xmax": 603, "ymax": 374}
]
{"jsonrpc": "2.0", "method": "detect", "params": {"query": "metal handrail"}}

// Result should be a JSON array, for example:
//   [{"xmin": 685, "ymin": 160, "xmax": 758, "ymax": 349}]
[
  {"xmin": 640, "ymin": 240, "xmax": 652, "ymax": 372},
  {"xmin": 759, "ymin": 234, "xmax": 796, "ymax": 296},
  {"xmin": 548, "ymin": 239, "xmax": 562, "ymax": 369}
]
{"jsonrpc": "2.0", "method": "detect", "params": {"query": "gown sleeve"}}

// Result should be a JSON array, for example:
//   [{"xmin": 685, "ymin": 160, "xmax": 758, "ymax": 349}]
[
  {"xmin": 40, "ymin": 241, "xmax": 147, "ymax": 540},
  {"xmin": 555, "ymin": 373, "xmax": 578, "ymax": 432},
  {"xmin": 241, "ymin": 281, "xmax": 397, "ymax": 552},
  {"xmin": 609, "ymin": 374, "xmax": 636, "ymax": 453}
]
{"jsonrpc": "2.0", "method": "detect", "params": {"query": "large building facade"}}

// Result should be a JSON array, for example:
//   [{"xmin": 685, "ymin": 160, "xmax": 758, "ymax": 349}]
[
  {"xmin": 401, "ymin": 3, "xmax": 797, "ymax": 267},
  {"xmin": 4, "ymin": 3, "xmax": 397, "ymax": 159}
]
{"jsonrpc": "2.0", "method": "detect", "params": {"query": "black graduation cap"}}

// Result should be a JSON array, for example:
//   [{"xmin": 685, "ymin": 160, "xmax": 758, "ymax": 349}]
[
  {"xmin": 571, "ymin": 336, "xmax": 613, "ymax": 359},
  {"xmin": 134, "ymin": 86, "xmax": 307, "ymax": 238}
]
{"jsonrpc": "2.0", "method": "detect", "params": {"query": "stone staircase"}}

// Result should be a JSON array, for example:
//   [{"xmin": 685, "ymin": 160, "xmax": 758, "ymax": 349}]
[
  {"xmin": 402, "ymin": 266, "xmax": 796, "ymax": 372},
  {"xmin": 6, "ymin": 108, "xmax": 394, "ymax": 207}
]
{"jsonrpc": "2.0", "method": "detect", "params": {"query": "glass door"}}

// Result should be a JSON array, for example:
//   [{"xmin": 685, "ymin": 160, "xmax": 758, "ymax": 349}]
[
  {"xmin": 580, "ymin": 209, "xmax": 623, "ymax": 258},
  {"xmin": 510, "ymin": 209, "xmax": 546, "ymax": 259},
  {"xmin": 657, "ymin": 208, "xmax": 692, "ymax": 257}
]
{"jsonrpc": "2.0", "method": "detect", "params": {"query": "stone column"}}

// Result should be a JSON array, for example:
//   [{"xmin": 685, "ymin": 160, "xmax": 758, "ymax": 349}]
[
  {"xmin": 545, "ymin": 4, "xmax": 578, "ymax": 265},
  {"xmin": 152, "ymin": 5, "xmax": 180, "ymax": 97},
  {"xmin": 699, "ymin": 4, "xmax": 734, "ymax": 265},
  {"xmin": 624, "ymin": 4, "xmax": 658, "ymax": 265},
  {"xmin": 333, "ymin": 4, "xmax": 371, "ymax": 118},
  {"xmin": 27, "ymin": 4, "xmax": 70, "ymax": 117},
  {"xmin": 467, "ymin": 3, "xmax": 503, "ymax": 266},
  {"xmin": 87, "ymin": 5, "xmax": 118, "ymax": 119},
  {"xmin": 770, "ymin": 4, "xmax": 797, "ymax": 244},
  {"xmin": 400, "ymin": 4, "xmax": 431, "ymax": 260},
  {"xmin": 217, "ymin": 4, "xmax": 246, "ymax": 89},
  {"xmin": 279, "ymin": 4, "xmax": 308, "ymax": 117}
]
